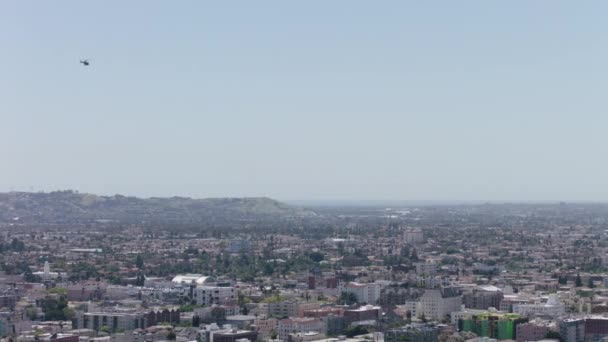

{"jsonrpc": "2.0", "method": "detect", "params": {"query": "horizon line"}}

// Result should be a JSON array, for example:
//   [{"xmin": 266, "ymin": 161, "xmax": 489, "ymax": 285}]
[{"xmin": 4, "ymin": 189, "xmax": 608, "ymax": 205}]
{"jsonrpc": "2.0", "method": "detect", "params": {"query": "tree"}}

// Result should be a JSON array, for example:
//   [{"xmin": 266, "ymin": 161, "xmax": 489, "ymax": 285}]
[
  {"xmin": 345, "ymin": 325, "xmax": 368, "ymax": 338},
  {"xmin": 192, "ymin": 316, "xmax": 201, "ymax": 327},
  {"xmin": 411, "ymin": 248, "xmax": 419, "ymax": 261},
  {"xmin": 263, "ymin": 262, "xmax": 274, "ymax": 276},
  {"xmin": 135, "ymin": 274, "xmax": 145, "ymax": 286},
  {"xmin": 309, "ymin": 252, "xmax": 324, "ymax": 263},
  {"xmin": 338, "ymin": 292, "xmax": 358, "ymax": 305},
  {"xmin": 25, "ymin": 305, "xmax": 38, "ymax": 320},
  {"xmin": 167, "ymin": 331, "xmax": 176, "ymax": 340},
  {"xmin": 420, "ymin": 313, "xmax": 428, "ymax": 323},
  {"xmin": 48, "ymin": 287, "xmax": 68, "ymax": 296},
  {"xmin": 63, "ymin": 307, "xmax": 75, "ymax": 320},
  {"xmin": 24, "ymin": 269, "xmax": 41, "ymax": 283},
  {"xmin": 575, "ymin": 273, "xmax": 583, "ymax": 287},
  {"xmin": 545, "ymin": 331, "xmax": 561, "ymax": 340},
  {"xmin": 588, "ymin": 277, "xmax": 595, "ymax": 288},
  {"xmin": 10, "ymin": 239, "xmax": 25, "ymax": 252},
  {"xmin": 41, "ymin": 297, "xmax": 69, "ymax": 320},
  {"xmin": 136, "ymin": 254, "xmax": 144, "ymax": 269}
]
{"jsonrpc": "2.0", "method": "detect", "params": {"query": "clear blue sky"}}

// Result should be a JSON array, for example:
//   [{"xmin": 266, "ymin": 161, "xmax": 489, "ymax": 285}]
[{"xmin": 2, "ymin": 1, "xmax": 608, "ymax": 201}]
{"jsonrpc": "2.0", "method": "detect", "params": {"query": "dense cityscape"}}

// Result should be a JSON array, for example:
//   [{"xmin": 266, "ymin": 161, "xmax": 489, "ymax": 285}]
[
  {"xmin": 0, "ymin": 192, "xmax": 607, "ymax": 342},
  {"xmin": 5, "ymin": 1, "xmax": 608, "ymax": 342}
]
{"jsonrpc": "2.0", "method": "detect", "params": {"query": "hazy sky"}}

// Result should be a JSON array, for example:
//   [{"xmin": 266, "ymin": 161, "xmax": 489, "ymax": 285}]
[{"xmin": 2, "ymin": 1, "xmax": 608, "ymax": 201}]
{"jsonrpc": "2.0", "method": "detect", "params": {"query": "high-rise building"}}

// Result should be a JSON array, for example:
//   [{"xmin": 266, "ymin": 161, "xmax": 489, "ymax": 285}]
[
  {"xmin": 404, "ymin": 228, "xmax": 424, "ymax": 244},
  {"xmin": 584, "ymin": 317, "xmax": 608, "ymax": 342},
  {"xmin": 560, "ymin": 318, "xmax": 585, "ymax": 342},
  {"xmin": 463, "ymin": 286, "xmax": 503, "ymax": 310},
  {"xmin": 418, "ymin": 287, "xmax": 462, "ymax": 320},
  {"xmin": 338, "ymin": 282, "xmax": 383, "ymax": 305}
]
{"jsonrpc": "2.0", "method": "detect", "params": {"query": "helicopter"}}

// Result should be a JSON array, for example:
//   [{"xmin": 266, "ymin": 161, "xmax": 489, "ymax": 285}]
[{"xmin": 80, "ymin": 59, "xmax": 90, "ymax": 66}]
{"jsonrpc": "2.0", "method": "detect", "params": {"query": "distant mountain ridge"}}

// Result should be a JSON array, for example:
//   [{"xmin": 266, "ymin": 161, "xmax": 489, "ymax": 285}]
[{"xmin": 0, "ymin": 190, "xmax": 313, "ymax": 225}]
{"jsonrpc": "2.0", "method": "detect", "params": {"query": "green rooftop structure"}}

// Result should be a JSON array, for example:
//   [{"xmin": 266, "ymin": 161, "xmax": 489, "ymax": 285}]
[{"xmin": 459, "ymin": 312, "xmax": 527, "ymax": 340}]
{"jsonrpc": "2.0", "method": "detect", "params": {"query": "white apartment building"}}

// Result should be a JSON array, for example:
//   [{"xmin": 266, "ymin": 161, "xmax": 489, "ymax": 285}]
[
  {"xmin": 513, "ymin": 294, "xmax": 565, "ymax": 318},
  {"xmin": 192, "ymin": 286, "xmax": 236, "ymax": 306},
  {"xmin": 417, "ymin": 287, "xmax": 462, "ymax": 320},
  {"xmin": 338, "ymin": 282, "xmax": 383, "ymax": 305}
]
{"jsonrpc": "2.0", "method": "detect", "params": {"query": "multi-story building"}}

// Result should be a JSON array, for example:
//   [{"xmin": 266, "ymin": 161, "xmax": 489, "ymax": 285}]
[
  {"xmin": 287, "ymin": 331, "xmax": 326, "ymax": 342},
  {"xmin": 338, "ymin": 282, "xmax": 383, "ymax": 305},
  {"xmin": 143, "ymin": 309, "xmax": 180, "ymax": 327},
  {"xmin": 39, "ymin": 334, "xmax": 79, "ymax": 342},
  {"xmin": 500, "ymin": 295, "xmax": 535, "ymax": 313},
  {"xmin": 404, "ymin": 229, "xmax": 424, "ymax": 244},
  {"xmin": 584, "ymin": 316, "xmax": 608, "ymax": 342},
  {"xmin": 0, "ymin": 294, "xmax": 17, "ymax": 310},
  {"xmin": 512, "ymin": 294, "xmax": 565, "ymax": 318},
  {"xmin": 140, "ymin": 287, "xmax": 182, "ymax": 304},
  {"xmin": 252, "ymin": 318, "xmax": 278, "ymax": 341},
  {"xmin": 325, "ymin": 315, "xmax": 346, "ymax": 336},
  {"xmin": 302, "ymin": 307, "xmax": 343, "ymax": 318},
  {"xmin": 451, "ymin": 306, "xmax": 492, "ymax": 325},
  {"xmin": 403, "ymin": 301, "xmax": 419, "ymax": 318},
  {"xmin": 385, "ymin": 323, "xmax": 439, "ymax": 342},
  {"xmin": 105, "ymin": 285, "xmax": 139, "ymax": 300},
  {"xmin": 194, "ymin": 306, "xmax": 227, "ymax": 322},
  {"xmin": 462, "ymin": 286, "xmax": 503, "ymax": 310},
  {"xmin": 278, "ymin": 318, "xmax": 325, "ymax": 342},
  {"xmin": 459, "ymin": 312, "xmax": 527, "ymax": 340},
  {"xmin": 74, "ymin": 309, "xmax": 179, "ymax": 332},
  {"xmin": 67, "ymin": 284, "xmax": 105, "ymax": 301},
  {"xmin": 297, "ymin": 303, "xmax": 321, "ymax": 317},
  {"xmin": 378, "ymin": 287, "xmax": 424, "ymax": 306},
  {"xmin": 268, "ymin": 300, "xmax": 299, "ymax": 318},
  {"xmin": 267, "ymin": 300, "xmax": 319, "ymax": 318},
  {"xmin": 74, "ymin": 312, "xmax": 146, "ymax": 332},
  {"xmin": 516, "ymin": 320, "xmax": 555, "ymax": 342},
  {"xmin": 416, "ymin": 276, "xmax": 451, "ymax": 289},
  {"xmin": 418, "ymin": 287, "xmax": 462, "ymax": 320},
  {"xmin": 560, "ymin": 318, "xmax": 585, "ymax": 342},
  {"xmin": 227, "ymin": 240, "xmax": 251, "ymax": 254},
  {"xmin": 308, "ymin": 276, "xmax": 316, "ymax": 290},
  {"xmin": 192, "ymin": 286, "xmax": 236, "ymax": 306},
  {"xmin": 199, "ymin": 324, "xmax": 258, "ymax": 342},
  {"xmin": 415, "ymin": 262, "xmax": 438, "ymax": 276},
  {"xmin": 343, "ymin": 305, "xmax": 380, "ymax": 325},
  {"xmin": 213, "ymin": 329, "xmax": 258, "ymax": 342}
]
